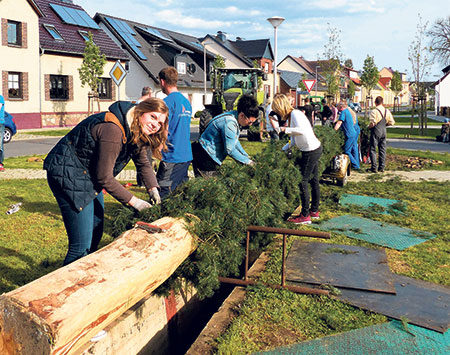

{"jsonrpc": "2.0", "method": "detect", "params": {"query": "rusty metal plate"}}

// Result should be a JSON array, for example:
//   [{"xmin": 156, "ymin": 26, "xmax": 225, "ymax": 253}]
[
  {"xmin": 337, "ymin": 274, "xmax": 450, "ymax": 333},
  {"xmin": 285, "ymin": 241, "xmax": 396, "ymax": 294}
]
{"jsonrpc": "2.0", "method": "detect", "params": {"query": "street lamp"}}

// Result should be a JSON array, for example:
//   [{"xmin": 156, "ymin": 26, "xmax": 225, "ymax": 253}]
[
  {"xmin": 201, "ymin": 39, "xmax": 214, "ymax": 104},
  {"xmin": 267, "ymin": 16, "xmax": 285, "ymax": 98},
  {"xmin": 315, "ymin": 65, "xmax": 320, "ymax": 96}
]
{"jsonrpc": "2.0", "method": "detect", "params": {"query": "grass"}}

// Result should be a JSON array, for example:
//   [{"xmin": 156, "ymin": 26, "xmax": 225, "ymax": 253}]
[
  {"xmin": 387, "ymin": 127, "xmax": 440, "ymax": 140},
  {"xmin": 0, "ymin": 179, "xmax": 148, "ymax": 294},
  {"xmin": 21, "ymin": 129, "xmax": 71, "ymax": 136},
  {"xmin": 392, "ymin": 116, "xmax": 442, "ymax": 126},
  {"xmin": 215, "ymin": 177, "xmax": 449, "ymax": 353},
  {"xmin": 1, "ymin": 137, "xmax": 449, "ymax": 352}
]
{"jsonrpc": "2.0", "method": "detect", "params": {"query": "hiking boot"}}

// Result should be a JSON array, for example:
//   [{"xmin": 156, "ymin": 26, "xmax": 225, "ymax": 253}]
[
  {"xmin": 310, "ymin": 211, "xmax": 320, "ymax": 219},
  {"xmin": 0, "ymin": 164, "xmax": 4, "ymax": 172},
  {"xmin": 289, "ymin": 215, "xmax": 312, "ymax": 225},
  {"xmin": 366, "ymin": 168, "xmax": 377, "ymax": 173},
  {"xmin": 378, "ymin": 168, "xmax": 385, "ymax": 172}
]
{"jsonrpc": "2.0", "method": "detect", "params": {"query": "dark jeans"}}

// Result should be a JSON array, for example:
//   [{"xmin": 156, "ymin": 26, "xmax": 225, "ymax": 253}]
[
  {"xmin": 156, "ymin": 161, "xmax": 191, "ymax": 199},
  {"xmin": 369, "ymin": 133, "xmax": 386, "ymax": 171},
  {"xmin": 299, "ymin": 145, "xmax": 322, "ymax": 217},
  {"xmin": 48, "ymin": 176, "xmax": 104, "ymax": 265},
  {"xmin": 191, "ymin": 141, "xmax": 219, "ymax": 178}
]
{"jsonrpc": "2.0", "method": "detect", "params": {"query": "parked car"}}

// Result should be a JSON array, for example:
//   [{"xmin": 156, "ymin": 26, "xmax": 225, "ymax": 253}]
[
  {"xmin": 349, "ymin": 102, "xmax": 362, "ymax": 113},
  {"xmin": 3, "ymin": 112, "xmax": 17, "ymax": 143}
]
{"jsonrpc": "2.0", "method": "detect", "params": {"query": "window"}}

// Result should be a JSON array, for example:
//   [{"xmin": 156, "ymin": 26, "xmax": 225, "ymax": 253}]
[
  {"xmin": 44, "ymin": 24, "xmax": 64, "ymax": 41},
  {"xmin": 264, "ymin": 62, "xmax": 269, "ymax": 73},
  {"xmin": 7, "ymin": 20, "xmax": 21, "ymax": 46},
  {"xmin": 8, "ymin": 72, "xmax": 22, "ymax": 98},
  {"xmin": 50, "ymin": 75, "xmax": 69, "ymax": 100},
  {"xmin": 177, "ymin": 62, "xmax": 186, "ymax": 75},
  {"xmin": 98, "ymin": 78, "xmax": 112, "ymax": 100},
  {"xmin": 78, "ymin": 30, "xmax": 90, "ymax": 41}
]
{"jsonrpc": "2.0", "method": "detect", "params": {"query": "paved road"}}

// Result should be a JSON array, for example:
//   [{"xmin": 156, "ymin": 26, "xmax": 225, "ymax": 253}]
[{"xmin": 4, "ymin": 125, "xmax": 449, "ymax": 158}]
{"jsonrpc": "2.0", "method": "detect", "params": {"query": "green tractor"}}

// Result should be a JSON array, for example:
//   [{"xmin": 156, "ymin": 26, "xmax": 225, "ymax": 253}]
[{"xmin": 200, "ymin": 68, "xmax": 267, "ymax": 140}]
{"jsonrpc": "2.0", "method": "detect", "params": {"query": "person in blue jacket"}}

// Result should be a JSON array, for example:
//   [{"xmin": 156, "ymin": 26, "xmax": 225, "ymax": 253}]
[
  {"xmin": 192, "ymin": 94, "xmax": 259, "ymax": 177},
  {"xmin": 334, "ymin": 100, "xmax": 360, "ymax": 169},
  {"xmin": 157, "ymin": 67, "xmax": 192, "ymax": 199}
]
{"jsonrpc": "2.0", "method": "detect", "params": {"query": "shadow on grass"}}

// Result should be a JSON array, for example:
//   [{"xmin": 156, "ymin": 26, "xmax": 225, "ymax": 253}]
[{"xmin": 0, "ymin": 246, "xmax": 62, "ymax": 294}]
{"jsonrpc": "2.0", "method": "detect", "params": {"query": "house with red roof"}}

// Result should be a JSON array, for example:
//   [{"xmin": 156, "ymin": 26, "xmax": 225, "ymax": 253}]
[
  {"xmin": 1, "ymin": 0, "xmax": 129, "ymax": 129},
  {"xmin": 36, "ymin": 0, "xmax": 129, "ymax": 128},
  {"xmin": 1, "ymin": 0, "xmax": 44, "ymax": 128}
]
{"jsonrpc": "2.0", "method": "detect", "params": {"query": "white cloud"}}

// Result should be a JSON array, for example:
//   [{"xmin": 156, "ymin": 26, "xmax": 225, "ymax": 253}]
[
  {"xmin": 156, "ymin": 10, "xmax": 231, "ymax": 29},
  {"xmin": 311, "ymin": 0, "xmax": 385, "ymax": 14}
]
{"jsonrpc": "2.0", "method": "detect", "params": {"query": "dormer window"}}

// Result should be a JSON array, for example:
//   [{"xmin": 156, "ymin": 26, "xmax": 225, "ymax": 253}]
[
  {"xmin": 44, "ymin": 24, "xmax": 64, "ymax": 41},
  {"xmin": 78, "ymin": 30, "xmax": 90, "ymax": 41}
]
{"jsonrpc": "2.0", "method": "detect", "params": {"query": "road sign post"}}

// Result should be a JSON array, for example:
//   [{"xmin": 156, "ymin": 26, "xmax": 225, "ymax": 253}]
[{"xmin": 109, "ymin": 60, "xmax": 127, "ymax": 101}]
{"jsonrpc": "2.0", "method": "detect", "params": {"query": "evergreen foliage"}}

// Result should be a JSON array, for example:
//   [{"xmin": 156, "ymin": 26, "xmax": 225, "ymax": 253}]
[
  {"xmin": 78, "ymin": 32, "xmax": 107, "ymax": 93},
  {"xmin": 112, "ymin": 127, "xmax": 344, "ymax": 298}
]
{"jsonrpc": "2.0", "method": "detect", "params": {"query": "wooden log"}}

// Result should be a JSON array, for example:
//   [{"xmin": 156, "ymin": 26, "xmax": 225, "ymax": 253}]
[{"xmin": 0, "ymin": 217, "xmax": 196, "ymax": 355}]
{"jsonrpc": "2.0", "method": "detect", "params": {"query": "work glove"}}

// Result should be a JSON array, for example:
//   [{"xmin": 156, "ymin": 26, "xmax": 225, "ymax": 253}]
[
  {"xmin": 129, "ymin": 196, "xmax": 152, "ymax": 212},
  {"xmin": 148, "ymin": 187, "xmax": 161, "ymax": 205}
]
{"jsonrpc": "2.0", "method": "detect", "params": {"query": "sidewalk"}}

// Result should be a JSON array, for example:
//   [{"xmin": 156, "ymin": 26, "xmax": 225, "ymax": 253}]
[
  {"xmin": 1, "ymin": 168, "xmax": 449, "ymax": 182},
  {"xmin": 0, "ymin": 169, "xmax": 137, "ymax": 180}
]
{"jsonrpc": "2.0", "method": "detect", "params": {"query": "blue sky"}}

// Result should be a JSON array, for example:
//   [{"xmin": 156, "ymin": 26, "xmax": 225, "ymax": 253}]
[{"xmin": 77, "ymin": 0, "xmax": 447, "ymax": 80}]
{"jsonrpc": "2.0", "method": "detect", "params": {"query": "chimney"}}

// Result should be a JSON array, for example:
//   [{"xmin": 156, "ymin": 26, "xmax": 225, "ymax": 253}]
[{"xmin": 217, "ymin": 31, "xmax": 227, "ymax": 42}]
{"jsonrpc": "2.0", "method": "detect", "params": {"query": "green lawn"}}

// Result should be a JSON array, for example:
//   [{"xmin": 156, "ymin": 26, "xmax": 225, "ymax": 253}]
[
  {"xmin": 1, "ymin": 143, "xmax": 449, "ymax": 353},
  {"xmin": 387, "ymin": 127, "xmax": 440, "ymax": 140},
  {"xmin": 215, "ymin": 178, "xmax": 450, "ymax": 353},
  {"xmin": 392, "ymin": 116, "xmax": 442, "ymax": 126}
]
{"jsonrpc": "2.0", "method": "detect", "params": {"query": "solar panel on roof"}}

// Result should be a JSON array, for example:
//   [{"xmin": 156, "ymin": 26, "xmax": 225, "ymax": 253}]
[
  {"xmin": 105, "ymin": 17, "xmax": 146, "ymax": 60},
  {"xmin": 129, "ymin": 43, "xmax": 147, "ymax": 60},
  {"xmin": 65, "ymin": 7, "xmax": 90, "ymax": 27},
  {"xmin": 137, "ymin": 26, "xmax": 173, "ymax": 42},
  {"xmin": 78, "ymin": 11, "xmax": 100, "ymax": 29},
  {"xmin": 50, "ymin": 4, "xmax": 99, "ymax": 29},
  {"xmin": 190, "ymin": 41, "xmax": 204, "ymax": 50}
]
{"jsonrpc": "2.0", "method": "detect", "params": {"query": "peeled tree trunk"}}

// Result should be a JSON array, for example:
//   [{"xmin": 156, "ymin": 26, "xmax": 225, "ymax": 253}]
[{"xmin": 0, "ymin": 217, "xmax": 196, "ymax": 355}]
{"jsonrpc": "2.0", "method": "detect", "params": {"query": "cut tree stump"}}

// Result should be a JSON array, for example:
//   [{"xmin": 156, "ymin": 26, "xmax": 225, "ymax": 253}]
[{"xmin": 0, "ymin": 217, "xmax": 196, "ymax": 355}]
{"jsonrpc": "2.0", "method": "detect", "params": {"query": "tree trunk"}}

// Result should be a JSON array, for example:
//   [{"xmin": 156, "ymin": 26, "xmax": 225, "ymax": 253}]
[{"xmin": 0, "ymin": 217, "xmax": 196, "ymax": 355}]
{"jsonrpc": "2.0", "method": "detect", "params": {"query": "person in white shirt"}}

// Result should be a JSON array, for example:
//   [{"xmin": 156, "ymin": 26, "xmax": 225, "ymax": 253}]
[{"xmin": 273, "ymin": 93, "xmax": 323, "ymax": 225}]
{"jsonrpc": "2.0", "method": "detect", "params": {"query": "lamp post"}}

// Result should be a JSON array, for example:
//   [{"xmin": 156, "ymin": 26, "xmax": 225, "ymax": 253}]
[
  {"xmin": 201, "ymin": 39, "xmax": 214, "ymax": 105},
  {"xmin": 267, "ymin": 16, "xmax": 285, "ymax": 98},
  {"xmin": 315, "ymin": 65, "xmax": 320, "ymax": 96}
]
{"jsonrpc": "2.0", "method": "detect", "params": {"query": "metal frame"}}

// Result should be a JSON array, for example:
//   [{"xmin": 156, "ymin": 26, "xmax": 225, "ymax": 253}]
[{"xmin": 219, "ymin": 225, "xmax": 332, "ymax": 296}]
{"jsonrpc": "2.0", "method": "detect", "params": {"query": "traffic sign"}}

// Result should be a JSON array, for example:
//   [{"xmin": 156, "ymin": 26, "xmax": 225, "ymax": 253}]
[
  {"xmin": 302, "ymin": 79, "xmax": 316, "ymax": 93},
  {"xmin": 109, "ymin": 60, "xmax": 127, "ymax": 86}
]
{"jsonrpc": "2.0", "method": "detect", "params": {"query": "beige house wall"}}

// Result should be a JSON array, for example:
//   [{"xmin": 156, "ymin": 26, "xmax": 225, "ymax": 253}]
[
  {"xmin": 203, "ymin": 42, "xmax": 250, "ymax": 69},
  {"xmin": 0, "ymin": 0, "xmax": 40, "ymax": 115},
  {"xmin": 40, "ymin": 54, "xmax": 127, "ymax": 127},
  {"xmin": 278, "ymin": 57, "xmax": 308, "ymax": 74}
]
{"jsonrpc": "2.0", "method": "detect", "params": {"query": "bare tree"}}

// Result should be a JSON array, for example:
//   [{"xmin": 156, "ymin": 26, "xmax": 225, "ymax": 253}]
[
  {"xmin": 428, "ymin": 16, "xmax": 450, "ymax": 67},
  {"xmin": 320, "ymin": 24, "xmax": 344, "ymax": 100},
  {"xmin": 408, "ymin": 14, "xmax": 433, "ymax": 134}
]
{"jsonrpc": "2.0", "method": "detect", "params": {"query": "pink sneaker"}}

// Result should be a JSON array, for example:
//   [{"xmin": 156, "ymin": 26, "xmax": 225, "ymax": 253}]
[
  {"xmin": 289, "ymin": 215, "xmax": 312, "ymax": 225},
  {"xmin": 310, "ymin": 211, "xmax": 320, "ymax": 219},
  {"xmin": 0, "ymin": 164, "xmax": 4, "ymax": 172}
]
